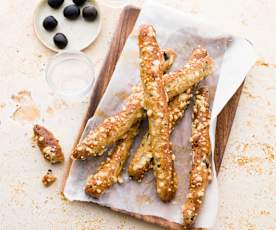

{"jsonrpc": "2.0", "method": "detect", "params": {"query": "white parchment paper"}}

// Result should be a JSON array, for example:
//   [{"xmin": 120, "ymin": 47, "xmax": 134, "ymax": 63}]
[{"xmin": 64, "ymin": 1, "xmax": 256, "ymax": 228}]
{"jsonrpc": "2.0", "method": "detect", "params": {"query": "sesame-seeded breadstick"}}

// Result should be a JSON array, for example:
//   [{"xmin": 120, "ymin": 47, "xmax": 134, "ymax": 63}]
[
  {"xmin": 128, "ymin": 89, "xmax": 193, "ymax": 181},
  {"xmin": 72, "ymin": 47, "xmax": 213, "ymax": 160},
  {"xmin": 33, "ymin": 124, "xmax": 64, "ymax": 164},
  {"xmin": 161, "ymin": 48, "xmax": 176, "ymax": 73},
  {"xmin": 83, "ymin": 47, "xmax": 176, "ymax": 196},
  {"xmin": 164, "ymin": 46, "xmax": 212, "ymax": 99},
  {"xmin": 139, "ymin": 24, "xmax": 177, "ymax": 202},
  {"xmin": 85, "ymin": 122, "xmax": 140, "ymax": 198},
  {"xmin": 182, "ymin": 86, "xmax": 212, "ymax": 227},
  {"xmin": 71, "ymin": 49, "xmax": 177, "ymax": 161}
]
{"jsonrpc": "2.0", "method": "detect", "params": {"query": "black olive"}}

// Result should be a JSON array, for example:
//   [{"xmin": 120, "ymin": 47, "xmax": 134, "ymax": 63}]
[
  {"xmin": 63, "ymin": 4, "xmax": 80, "ymax": 20},
  {"xmin": 73, "ymin": 0, "xmax": 86, "ymax": 6},
  {"xmin": 43, "ymin": 16, "xmax": 58, "ymax": 31},
  {"xmin": 53, "ymin": 33, "xmax": 68, "ymax": 49},
  {"xmin": 163, "ymin": 52, "xmax": 169, "ymax": 61},
  {"xmin": 82, "ymin": 6, "xmax": 98, "ymax": 21},
  {"xmin": 48, "ymin": 0, "xmax": 64, "ymax": 9}
]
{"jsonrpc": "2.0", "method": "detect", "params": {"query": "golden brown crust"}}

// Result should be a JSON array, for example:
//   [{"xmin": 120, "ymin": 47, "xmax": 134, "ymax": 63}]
[
  {"xmin": 164, "ymin": 46, "xmax": 213, "ymax": 99},
  {"xmin": 182, "ymin": 86, "xmax": 212, "ymax": 227},
  {"xmin": 72, "ymin": 47, "xmax": 213, "ymax": 161},
  {"xmin": 138, "ymin": 24, "xmax": 177, "ymax": 202},
  {"xmin": 71, "ymin": 49, "xmax": 176, "ymax": 161},
  {"xmin": 33, "ymin": 125, "xmax": 64, "ymax": 164},
  {"xmin": 85, "ymin": 123, "xmax": 140, "ymax": 198},
  {"xmin": 42, "ymin": 169, "xmax": 56, "ymax": 187},
  {"xmin": 128, "ymin": 89, "xmax": 193, "ymax": 181}
]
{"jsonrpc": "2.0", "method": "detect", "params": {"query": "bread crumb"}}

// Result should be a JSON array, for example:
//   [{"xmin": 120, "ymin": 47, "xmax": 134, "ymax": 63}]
[{"xmin": 42, "ymin": 169, "xmax": 56, "ymax": 187}]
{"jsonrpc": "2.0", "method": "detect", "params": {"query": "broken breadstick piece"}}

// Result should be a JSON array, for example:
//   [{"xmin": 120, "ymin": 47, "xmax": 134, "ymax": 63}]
[
  {"xmin": 33, "ymin": 124, "xmax": 64, "ymax": 164},
  {"xmin": 85, "ymin": 122, "xmax": 140, "ymax": 198},
  {"xmin": 182, "ymin": 86, "xmax": 212, "ymax": 227},
  {"xmin": 128, "ymin": 89, "xmax": 193, "ymax": 181},
  {"xmin": 72, "ymin": 47, "xmax": 213, "ymax": 161},
  {"xmin": 42, "ymin": 169, "xmax": 56, "ymax": 187},
  {"xmin": 139, "ymin": 24, "xmax": 177, "ymax": 202}
]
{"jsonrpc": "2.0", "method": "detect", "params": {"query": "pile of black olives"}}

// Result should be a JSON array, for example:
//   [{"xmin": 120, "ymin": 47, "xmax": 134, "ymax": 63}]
[{"xmin": 42, "ymin": 0, "xmax": 98, "ymax": 49}]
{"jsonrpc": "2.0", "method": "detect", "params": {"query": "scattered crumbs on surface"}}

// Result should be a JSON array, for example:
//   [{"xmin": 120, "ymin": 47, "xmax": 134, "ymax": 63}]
[
  {"xmin": 11, "ymin": 90, "xmax": 31, "ymax": 103},
  {"xmin": 245, "ymin": 120, "xmax": 252, "ymax": 127},
  {"xmin": 75, "ymin": 217, "xmax": 105, "ymax": 230},
  {"xmin": 117, "ymin": 221, "xmax": 126, "ymax": 230},
  {"xmin": 236, "ymin": 156, "xmax": 250, "ymax": 166},
  {"xmin": 10, "ymin": 90, "xmax": 40, "ymax": 123},
  {"xmin": 59, "ymin": 192, "xmax": 69, "ymax": 202},
  {"xmin": 10, "ymin": 181, "xmax": 26, "ymax": 195},
  {"xmin": 247, "ymin": 222, "xmax": 255, "ymax": 230},
  {"xmin": 242, "ymin": 143, "xmax": 250, "ymax": 153},
  {"xmin": 234, "ymin": 142, "xmax": 275, "ymax": 175},
  {"xmin": 136, "ymin": 194, "xmax": 151, "ymax": 206},
  {"xmin": 256, "ymin": 59, "xmax": 269, "ymax": 67},
  {"xmin": 261, "ymin": 144, "xmax": 275, "ymax": 162},
  {"xmin": 256, "ymin": 59, "xmax": 276, "ymax": 68},
  {"xmin": 259, "ymin": 210, "xmax": 271, "ymax": 216},
  {"xmin": 242, "ymin": 85, "xmax": 258, "ymax": 100},
  {"xmin": 31, "ymin": 200, "xmax": 40, "ymax": 210},
  {"xmin": 46, "ymin": 106, "xmax": 55, "ymax": 116},
  {"xmin": 11, "ymin": 105, "xmax": 40, "ymax": 122},
  {"xmin": 0, "ymin": 103, "xmax": 6, "ymax": 109},
  {"xmin": 46, "ymin": 99, "xmax": 68, "ymax": 116},
  {"xmin": 94, "ymin": 109, "xmax": 108, "ymax": 119},
  {"xmin": 114, "ymin": 91, "xmax": 130, "ymax": 101}
]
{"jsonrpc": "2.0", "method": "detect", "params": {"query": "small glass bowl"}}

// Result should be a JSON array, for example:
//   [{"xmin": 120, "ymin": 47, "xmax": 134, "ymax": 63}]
[
  {"xmin": 102, "ymin": 0, "xmax": 128, "ymax": 8},
  {"xmin": 46, "ymin": 51, "xmax": 95, "ymax": 97}
]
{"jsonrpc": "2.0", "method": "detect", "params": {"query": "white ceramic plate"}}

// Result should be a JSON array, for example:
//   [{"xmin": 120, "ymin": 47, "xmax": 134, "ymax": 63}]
[{"xmin": 34, "ymin": 0, "xmax": 101, "ymax": 52}]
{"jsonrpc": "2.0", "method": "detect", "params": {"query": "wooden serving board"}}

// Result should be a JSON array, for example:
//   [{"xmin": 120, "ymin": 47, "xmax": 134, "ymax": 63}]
[{"xmin": 63, "ymin": 6, "xmax": 244, "ymax": 230}]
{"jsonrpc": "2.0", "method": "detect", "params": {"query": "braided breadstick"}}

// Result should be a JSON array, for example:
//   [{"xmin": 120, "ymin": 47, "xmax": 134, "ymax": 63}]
[
  {"xmin": 33, "ymin": 125, "xmax": 64, "ymax": 164},
  {"xmin": 128, "ymin": 89, "xmax": 193, "ymax": 181},
  {"xmin": 85, "ymin": 122, "xmax": 140, "ymax": 198},
  {"xmin": 139, "ymin": 24, "xmax": 177, "ymax": 202},
  {"xmin": 72, "ymin": 47, "xmax": 213, "ymax": 160},
  {"xmin": 182, "ymin": 86, "xmax": 212, "ymax": 227}
]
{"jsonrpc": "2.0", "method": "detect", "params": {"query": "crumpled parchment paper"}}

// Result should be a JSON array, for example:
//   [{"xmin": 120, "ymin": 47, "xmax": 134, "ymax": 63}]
[{"xmin": 64, "ymin": 1, "xmax": 256, "ymax": 228}]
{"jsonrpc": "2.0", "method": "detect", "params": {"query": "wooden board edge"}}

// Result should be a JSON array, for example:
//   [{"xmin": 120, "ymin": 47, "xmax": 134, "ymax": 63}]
[
  {"xmin": 61, "ymin": 5, "xmax": 140, "ymax": 193},
  {"xmin": 214, "ymin": 82, "xmax": 244, "ymax": 173},
  {"xmin": 61, "ymin": 5, "xmax": 245, "ymax": 230}
]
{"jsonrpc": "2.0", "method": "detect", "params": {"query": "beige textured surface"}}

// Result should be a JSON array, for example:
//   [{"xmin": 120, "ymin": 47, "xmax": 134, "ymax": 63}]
[{"xmin": 0, "ymin": 0, "xmax": 275, "ymax": 229}]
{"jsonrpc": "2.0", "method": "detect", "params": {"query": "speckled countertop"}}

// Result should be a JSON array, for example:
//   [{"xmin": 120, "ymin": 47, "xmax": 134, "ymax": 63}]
[{"xmin": 0, "ymin": 1, "xmax": 275, "ymax": 229}]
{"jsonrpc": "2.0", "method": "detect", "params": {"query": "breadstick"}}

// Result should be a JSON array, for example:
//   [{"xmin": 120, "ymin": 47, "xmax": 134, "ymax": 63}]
[
  {"xmin": 138, "ymin": 24, "xmax": 177, "ymax": 202},
  {"xmin": 161, "ymin": 48, "xmax": 176, "ymax": 73},
  {"xmin": 85, "ymin": 122, "xmax": 140, "ymax": 198},
  {"xmin": 182, "ymin": 86, "xmax": 212, "ymax": 227},
  {"xmin": 33, "ymin": 124, "xmax": 64, "ymax": 164},
  {"xmin": 128, "ymin": 89, "xmax": 193, "ymax": 181},
  {"xmin": 72, "ymin": 47, "xmax": 213, "ymax": 160}
]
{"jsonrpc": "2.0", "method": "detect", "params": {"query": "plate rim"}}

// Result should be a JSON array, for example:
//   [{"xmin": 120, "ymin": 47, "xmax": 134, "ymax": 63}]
[{"xmin": 33, "ymin": 0, "xmax": 102, "ymax": 52}]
